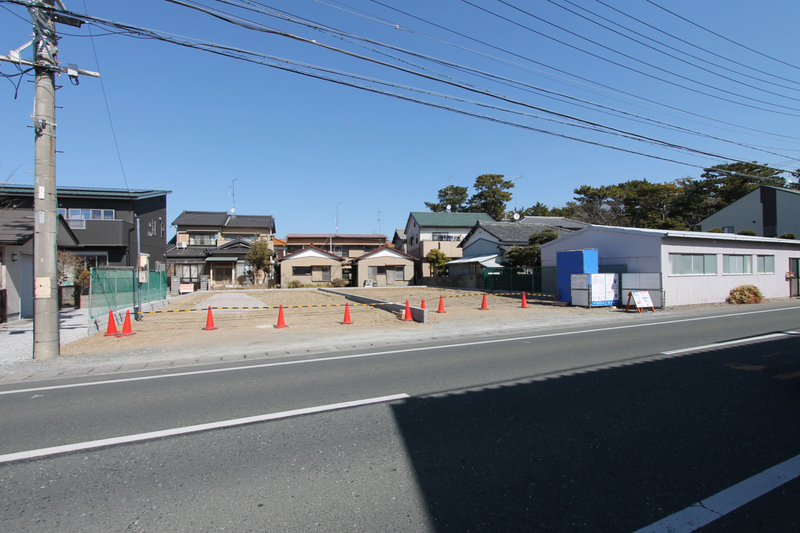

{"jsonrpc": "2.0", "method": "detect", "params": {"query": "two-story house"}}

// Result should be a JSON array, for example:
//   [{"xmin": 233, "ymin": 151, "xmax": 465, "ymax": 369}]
[
  {"xmin": 0, "ymin": 185, "xmax": 170, "ymax": 271},
  {"xmin": 166, "ymin": 211, "xmax": 276, "ymax": 289},
  {"xmin": 404, "ymin": 212, "xmax": 494, "ymax": 278}
]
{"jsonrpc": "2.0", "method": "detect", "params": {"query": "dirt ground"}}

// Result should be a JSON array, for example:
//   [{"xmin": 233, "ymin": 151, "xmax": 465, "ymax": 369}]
[{"xmin": 61, "ymin": 287, "xmax": 615, "ymax": 359}]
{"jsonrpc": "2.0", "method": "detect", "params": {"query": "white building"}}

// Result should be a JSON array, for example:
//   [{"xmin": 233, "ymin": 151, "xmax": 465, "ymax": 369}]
[{"xmin": 540, "ymin": 225, "xmax": 800, "ymax": 306}]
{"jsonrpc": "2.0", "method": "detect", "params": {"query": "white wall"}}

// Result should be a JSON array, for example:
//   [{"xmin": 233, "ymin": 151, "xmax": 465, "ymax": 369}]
[
  {"xmin": 1, "ymin": 241, "xmax": 32, "ymax": 320},
  {"xmin": 541, "ymin": 227, "xmax": 662, "ymax": 272},
  {"xmin": 661, "ymin": 238, "xmax": 798, "ymax": 305}
]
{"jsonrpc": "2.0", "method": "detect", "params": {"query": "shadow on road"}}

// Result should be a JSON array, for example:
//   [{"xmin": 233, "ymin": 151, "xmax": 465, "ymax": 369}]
[{"xmin": 392, "ymin": 334, "xmax": 800, "ymax": 532}]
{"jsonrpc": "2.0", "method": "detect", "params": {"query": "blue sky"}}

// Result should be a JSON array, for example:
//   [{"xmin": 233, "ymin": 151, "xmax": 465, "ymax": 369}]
[{"xmin": 2, "ymin": 0, "xmax": 799, "ymax": 239}]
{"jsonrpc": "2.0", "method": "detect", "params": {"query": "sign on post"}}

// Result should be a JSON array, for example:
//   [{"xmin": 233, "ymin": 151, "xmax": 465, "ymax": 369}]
[{"xmin": 625, "ymin": 290, "xmax": 655, "ymax": 313}]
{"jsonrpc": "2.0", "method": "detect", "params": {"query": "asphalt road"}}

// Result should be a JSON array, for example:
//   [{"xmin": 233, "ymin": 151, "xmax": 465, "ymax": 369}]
[{"xmin": 1, "ymin": 302, "xmax": 799, "ymax": 531}]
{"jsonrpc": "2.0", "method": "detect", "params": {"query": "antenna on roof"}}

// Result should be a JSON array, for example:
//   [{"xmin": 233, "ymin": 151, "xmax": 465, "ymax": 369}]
[
  {"xmin": 229, "ymin": 178, "xmax": 237, "ymax": 214},
  {"xmin": 446, "ymin": 204, "xmax": 452, "ymax": 213},
  {"xmin": 378, "ymin": 210, "xmax": 382, "ymax": 234},
  {"xmin": 334, "ymin": 202, "xmax": 342, "ymax": 235}
]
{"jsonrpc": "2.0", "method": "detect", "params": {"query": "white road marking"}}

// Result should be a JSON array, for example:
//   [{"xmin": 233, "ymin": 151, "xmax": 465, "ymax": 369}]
[
  {"xmin": 0, "ymin": 393, "xmax": 409, "ymax": 464},
  {"xmin": 2, "ymin": 305, "xmax": 799, "ymax": 397},
  {"xmin": 660, "ymin": 332, "xmax": 795, "ymax": 355},
  {"xmin": 633, "ymin": 453, "xmax": 800, "ymax": 532}
]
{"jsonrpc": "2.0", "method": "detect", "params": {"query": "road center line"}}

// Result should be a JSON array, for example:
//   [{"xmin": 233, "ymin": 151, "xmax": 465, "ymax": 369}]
[
  {"xmin": 2, "ymin": 305, "xmax": 799, "ymax": 396},
  {"xmin": 633, "ymin": 453, "xmax": 800, "ymax": 533},
  {"xmin": 0, "ymin": 393, "xmax": 409, "ymax": 464}
]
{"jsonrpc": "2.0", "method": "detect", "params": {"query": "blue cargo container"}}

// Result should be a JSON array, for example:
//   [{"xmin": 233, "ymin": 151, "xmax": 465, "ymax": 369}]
[{"xmin": 556, "ymin": 249, "xmax": 598, "ymax": 302}]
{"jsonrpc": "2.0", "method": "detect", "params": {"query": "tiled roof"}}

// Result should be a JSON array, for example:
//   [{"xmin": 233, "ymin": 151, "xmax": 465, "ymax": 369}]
[
  {"xmin": 225, "ymin": 214, "xmax": 275, "ymax": 231},
  {"xmin": 171, "ymin": 211, "xmax": 229, "ymax": 226},
  {"xmin": 463, "ymin": 221, "xmax": 576, "ymax": 247},
  {"xmin": 409, "ymin": 212, "xmax": 494, "ymax": 227},
  {"xmin": 286, "ymin": 234, "xmax": 387, "ymax": 240},
  {"xmin": 352, "ymin": 245, "xmax": 416, "ymax": 262},
  {"xmin": 519, "ymin": 216, "xmax": 588, "ymax": 230},
  {"xmin": 165, "ymin": 246, "xmax": 208, "ymax": 259}
]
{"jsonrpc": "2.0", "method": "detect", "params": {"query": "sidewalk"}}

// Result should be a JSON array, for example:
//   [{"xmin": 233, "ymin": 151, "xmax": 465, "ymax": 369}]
[{"xmin": 0, "ymin": 306, "xmax": 90, "ymax": 368}]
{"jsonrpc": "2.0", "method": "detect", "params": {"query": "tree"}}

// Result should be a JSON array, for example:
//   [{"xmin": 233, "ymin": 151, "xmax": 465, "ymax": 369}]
[
  {"xmin": 426, "ymin": 249, "xmax": 449, "ymax": 277},
  {"xmin": 246, "ymin": 240, "xmax": 274, "ymax": 283},
  {"xmin": 424, "ymin": 185, "xmax": 470, "ymax": 212},
  {"xmin": 570, "ymin": 185, "xmax": 626, "ymax": 226},
  {"xmin": 468, "ymin": 174, "xmax": 514, "ymax": 220},
  {"xmin": 504, "ymin": 229, "xmax": 559, "ymax": 268},
  {"xmin": 57, "ymin": 250, "xmax": 84, "ymax": 286}
]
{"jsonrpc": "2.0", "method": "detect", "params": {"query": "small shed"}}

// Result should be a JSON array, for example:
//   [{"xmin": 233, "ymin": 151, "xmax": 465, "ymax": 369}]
[
  {"xmin": 352, "ymin": 245, "xmax": 415, "ymax": 287},
  {"xmin": 277, "ymin": 245, "xmax": 345, "ymax": 287}
]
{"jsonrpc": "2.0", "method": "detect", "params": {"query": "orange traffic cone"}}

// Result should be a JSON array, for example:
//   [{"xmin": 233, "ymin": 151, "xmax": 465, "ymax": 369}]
[
  {"xmin": 437, "ymin": 295, "xmax": 446, "ymax": 314},
  {"xmin": 104, "ymin": 310, "xmax": 119, "ymax": 336},
  {"xmin": 480, "ymin": 293, "xmax": 489, "ymax": 310},
  {"xmin": 118, "ymin": 310, "xmax": 135, "ymax": 336},
  {"xmin": 275, "ymin": 305, "xmax": 288, "ymax": 328},
  {"xmin": 202, "ymin": 307, "xmax": 218, "ymax": 330},
  {"xmin": 421, "ymin": 298, "xmax": 426, "ymax": 310},
  {"xmin": 403, "ymin": 300, "xmax": 413, "ymax": 322},
  {"xmin": 342, "ymin": 302, "xmax": 352, "ymax": 325},
  {"xmin": 520, "ymin": 292, "xmax": 529, "ymax": 308}
]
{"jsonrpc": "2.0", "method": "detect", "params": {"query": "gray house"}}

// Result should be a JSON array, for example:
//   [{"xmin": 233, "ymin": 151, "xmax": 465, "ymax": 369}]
[
  {"xmin": 699, "ymin": 186, "xmax": 800, "ymax": 237},
  {"xmin": 0, "ymin": 185, "xmax": 171, "ymax": 270}
]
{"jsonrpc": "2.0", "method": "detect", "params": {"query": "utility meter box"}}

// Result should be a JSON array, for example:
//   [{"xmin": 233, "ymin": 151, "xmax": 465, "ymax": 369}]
[{"xmin": 138, "ymin": 253, "xmax": 150, "ymax": 284}]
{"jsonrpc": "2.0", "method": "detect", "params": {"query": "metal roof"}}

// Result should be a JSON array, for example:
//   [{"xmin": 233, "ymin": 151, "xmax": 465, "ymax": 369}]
[{"xmin": 0, "ymin": 184, "xmax": 170, "ymax": 200}]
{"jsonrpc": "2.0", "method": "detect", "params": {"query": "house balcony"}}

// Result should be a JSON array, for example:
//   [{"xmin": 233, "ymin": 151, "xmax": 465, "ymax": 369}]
[{"xmin": 67, "ymin": 219, "xmax": 135, "ymax": 246}]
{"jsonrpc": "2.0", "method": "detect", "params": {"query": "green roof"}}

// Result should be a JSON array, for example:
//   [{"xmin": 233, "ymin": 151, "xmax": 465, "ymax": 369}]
[{"xmin": 410, "ymin": 211, "xmax": 494, "ymax": 227}]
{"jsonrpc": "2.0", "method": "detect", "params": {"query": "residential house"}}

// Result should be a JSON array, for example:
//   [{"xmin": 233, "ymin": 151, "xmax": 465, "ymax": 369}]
[
  {"xmin": 277, "ymin": 245, "xmax": 345, "ymax": 287},
  {"xmin": 284, "ymin": 233, "xmax": 387, "ymax": 283},
  {"xmin": 404, "ymin": 212, "xmax": 494, "ymax": 278},
  {"xmin": 450, "ymin": 219, "xmax": 584, "ymax": 276},
  {"xmin": 0, "ymin": 185, "xmax": 170, "ymax": 270},
  {"xmin": 392, "ymin": 229, "xmax": 407, "ymax": 253},
  {"xmin": 698, "ymin": 185, "xmax": 800, "ymax": 237},
  {"xmin": 0, "ymin": 209, "xmax": 79, "ymax": 320},
  {"xmin": 166, "ymin": 210, "xmax": 276, "ymax": 289},
  {"xmin": 351, "ymin": 245, "xmax": 415, "ymax": 287},
  {"xmin": 540, "ymin": 225, "xmax": 800, "ymax": 306}
]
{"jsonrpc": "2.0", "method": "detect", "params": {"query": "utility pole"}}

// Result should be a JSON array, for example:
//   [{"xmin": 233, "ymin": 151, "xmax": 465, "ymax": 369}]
[{"xmin": 1, "ymin": 1, "xmax": 98, "ymax": 359}]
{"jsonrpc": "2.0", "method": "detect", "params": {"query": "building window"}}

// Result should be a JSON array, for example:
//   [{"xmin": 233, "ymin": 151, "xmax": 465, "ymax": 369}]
[
  {"xmin": 723, "ymin": 254, "xmax": 752, "ymax": 275},
  {"xmin": 311, "ymin": 265, "xmax": 331, "ymax": 282},
  {"xmin": 757, "ymin": 255, "xmax": 775, "ymax": 274},
  {"xmin": 393, "ymin": 265, "xmax": 405, "ymax": 281},
  {"xmin": 722, "ymin": 226, "xmax": 734, "ymax": 233},
  {"xmin": 60, "ymin": 208, "xmax": 114, "ymax": 220},
  {"xmin": 189, "ymin": 234, "xmax": 217, "ymax": 246},
  {"xmin": 669, "ymin": 253, "xmax": 717, "ymax": 275},
  {"xmin": 292, "ymin": 266, "xmax": 312, "ymax": 276}
]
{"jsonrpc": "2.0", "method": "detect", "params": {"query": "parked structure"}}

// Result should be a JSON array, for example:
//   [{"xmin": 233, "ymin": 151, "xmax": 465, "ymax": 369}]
[
  {"xmin": 404, "ymin": 212, "xmax": 494, "ymax": 278},
  {"xmin": 277, "ymin": 245, "xmax": 345, "ymax": 287},
  {"xmin": 0, "ymin": 209, "xmax": 78, "ymax": 320},
  {"xmin": 166, "ymin": 211, "xmax": 276, "ymax": 289},
  {"xmin": 351, "ymin": 245, "xmax": 415, "ymax": 287},
  {"xmin": 540, "ymin": 225, "xmax": 800, "ymax": 306},
  {"xmin": 699, "ymin": 185, "xmax": 800, "ymax": 237},
  {"xmin": 0, "ymin": 185, "xmax": 170, "ymax": 270}
]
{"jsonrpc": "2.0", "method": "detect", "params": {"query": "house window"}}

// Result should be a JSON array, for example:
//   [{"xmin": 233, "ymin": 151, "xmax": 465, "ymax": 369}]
[
  {"xmin": 312, "ymin": 265, "xmax": 331, "ymax": 282},
  {"xmin": 62, "ymin": 208, "xmax": 114, "ymax": 220},
  {"xmin": 722, "ymin": 226, "xmax": 734, "ymax": 233},
  {"xmin": 292, "ymin": 266, "xmax": 312, "ymax": 276},
  {"xmin": 393, "ymin": 265, "xmax": 405, "ymax": 281},
  {"xmin": 757, "ymin": 255, "xmax": 775, "ymax": 274},
  {"xmin": 669, "ymin": 253, "xmax": 717, "ymax": 275},
  {"xmin": 189, "ymin": 234, "xmax": 217, "ymax": 246},
  {"xmin": 723, "ymin": 254, "xmax": 752, "ymax": 275}
]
